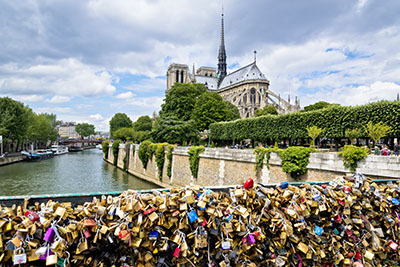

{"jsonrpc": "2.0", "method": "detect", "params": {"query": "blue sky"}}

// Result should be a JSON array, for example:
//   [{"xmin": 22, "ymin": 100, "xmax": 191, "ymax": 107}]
[{"xmin": 0, "ymin": 0, "xmax": 400, "ymax": 131}]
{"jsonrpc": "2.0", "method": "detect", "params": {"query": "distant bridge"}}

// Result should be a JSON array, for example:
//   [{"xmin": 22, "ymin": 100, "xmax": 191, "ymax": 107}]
[{"xmin": 59, "ymin": 139, "xmax": 104, "ymax": 145}]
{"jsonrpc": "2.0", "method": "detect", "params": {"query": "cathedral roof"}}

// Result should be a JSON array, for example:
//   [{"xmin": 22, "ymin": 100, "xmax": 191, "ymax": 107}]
[
  {"xmin": 218, "ymin": 62, "xmax": 268, "ymax": 89},
  {"xmin": 195, "ymin": 75, "xmax": 218, "ymax": 90}
]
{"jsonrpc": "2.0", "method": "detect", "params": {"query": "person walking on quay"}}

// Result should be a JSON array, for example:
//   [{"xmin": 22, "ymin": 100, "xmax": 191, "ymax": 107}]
[{"xmin": 394, "ymin": 142, "xmax": 399, "ymax": 156}]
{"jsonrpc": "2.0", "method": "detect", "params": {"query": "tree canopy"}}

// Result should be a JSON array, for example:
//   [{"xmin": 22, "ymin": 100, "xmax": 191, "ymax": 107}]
[
  {"xmin": 303, "ymin": 101, "xmax": 340, "ymax": 112},
  {"xmin": 151, "ymin": 115, "xmax": 198, "ymax": 144},
  {"xmin": 254, "ymin": 105, "xmax": 279, "ymax": 117},
  {"xmin": 160, "ymin": 83, "xmax": 207, "ymax": 121},
  {"xmin": 75, "ymin": 123, "xmax": 95, "ymax": 138},
  {"xmin": 0, "ymin": 97, "xmax": 29, "ymax": 142},
  {"xmin": 110, "ymin": 113, "xmax": 133, "ymax": 138},
  {"xmin": 133, "ymin": 115, "xmax": 153, "ymax": 132},
  {"xmin": 191, "ymin": 92, "xmax": 236, "ymax": 131}
]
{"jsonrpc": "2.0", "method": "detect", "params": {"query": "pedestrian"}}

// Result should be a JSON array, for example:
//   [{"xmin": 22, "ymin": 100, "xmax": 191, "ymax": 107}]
[{"xmin": 394, "ymin": 143, "xmax": 399, "ymax": 156}]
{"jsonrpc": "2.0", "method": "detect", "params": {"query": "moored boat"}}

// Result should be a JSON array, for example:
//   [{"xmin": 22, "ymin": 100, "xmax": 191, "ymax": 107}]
[{"xmin": 51, "ymin": 145, "xmax": 69, "ymax": 155}]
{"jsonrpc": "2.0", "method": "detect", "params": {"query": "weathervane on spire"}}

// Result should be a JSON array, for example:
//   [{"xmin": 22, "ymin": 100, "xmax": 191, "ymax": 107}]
[{"xmin": 254, "ymin": 50, "xmax": 257, "ymax": 63}]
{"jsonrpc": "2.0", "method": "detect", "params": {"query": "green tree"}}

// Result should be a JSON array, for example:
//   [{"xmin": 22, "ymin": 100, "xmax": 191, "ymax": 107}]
[
  {"xmin": 303, "ymin": 101, "xmax": 340, "ymax": 112},
  {"xmin": 306, "ymin": 125, "xmax": 323, "ymax": 148},
  {"xmin": 27, "ymin": 113, "xmax": 57, "ymax": 144},
  {"xmin": 364, "ymin": 121, "xmax": 392, "ymax": 145},
  {"xmin": 223, "ymin": 101, "xmax": 241, "ymax": 121},
  {"xmin": 75, "ymin": 123, "xmax": 95, "ymax": 139},
  {"xmin": 0, "ymin": 97, "xmax": 29, "ymax": 146},
  {"xmin": 191, "ymin": 92, "xmax": 233, "ymax": 131},
  {"xmin": 113, "ymin": 127, "xmax": 135, "ymax": 141},
  {"xmin": 254, "ymin": 105, "xmax": 279, "ymax": 117},
  {"xmin": 110, "ymin": 113, "xmax": 133, "ymax": 138},
  {"xmin": 345, "ymin": 128, "xmax": 361, "ymax": 145},
  {"xmin": 151, "ymin": 115, "xmax": 198, "ymax": 144},
  {"xmin": 133, "ymin": 115, "xmax": 153, "ymax": 132},
  {"xmin": 160, "ymin": 83, "xmax": 207, "ymax": 121}
]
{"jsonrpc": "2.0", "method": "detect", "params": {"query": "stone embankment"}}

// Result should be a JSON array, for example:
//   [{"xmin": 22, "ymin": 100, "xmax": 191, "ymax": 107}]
[
  {"xmin": 105, "ymin": 144, "xmax": 400, "ymax": 187},
  {"xmin": 0, "ymin": 154, "xmax": 25, "ymax": 167}
]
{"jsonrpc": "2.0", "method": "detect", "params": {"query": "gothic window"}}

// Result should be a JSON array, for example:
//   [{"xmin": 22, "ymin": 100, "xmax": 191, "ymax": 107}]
[
  {"xmin": 258, "ymin": 93, "xmax": 261, "ymax": 104},
  {"xmin": 243, "ymin": 93, "xmax": 247, "ymax": 104},
  {"xmin": 250, "ymin": 88, "xmax": 256, "ymax": 104},
  {"xmin": 181, "ymin": 71, "xmax": 184, "ymax": 83},
  {"xmin": 176, "ymin": 70, "xmax": 179, "ymax": 82}
]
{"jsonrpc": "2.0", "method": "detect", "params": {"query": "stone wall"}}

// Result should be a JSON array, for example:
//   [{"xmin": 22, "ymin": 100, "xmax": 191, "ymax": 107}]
[
  {"xmin": 105, "ymin": 144, "xmax": 400, "ymax": 188},
  {"xmin": 0, "ymin": 155, "xmax": 25, "ymax": 167}
]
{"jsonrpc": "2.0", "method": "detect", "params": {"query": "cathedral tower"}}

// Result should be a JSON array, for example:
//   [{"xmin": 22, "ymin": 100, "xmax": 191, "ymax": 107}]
[{"xmin": 217, "ymin": 11, "xmax": 227, "ymax": 86}]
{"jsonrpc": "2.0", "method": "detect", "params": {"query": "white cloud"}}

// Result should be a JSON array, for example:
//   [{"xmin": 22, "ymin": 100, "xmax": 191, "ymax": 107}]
[
  {"xmin": 115, "ymin": 91, "xmax": 135, "ymax": 99},
  {"xmin": 9, "ymin": 94, "xmax": 44, "ymax": 102},
  {"xmin": 0, "ymin": 58, "xmax": 116, "ymax": 97},
  {"xmin": 46, "ymin": 95, "xmax": 71, "ymax": 103},
  {"xmin": 89, "ymin": 113, "xmax": 104, "ymax": 121},
  {"xmin": 35, "ymin": 107, "xmax": 74, "ymax": 114}
]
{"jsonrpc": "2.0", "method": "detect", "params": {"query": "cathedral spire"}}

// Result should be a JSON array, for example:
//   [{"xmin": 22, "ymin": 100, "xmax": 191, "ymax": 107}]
[{"xmin": 217, "ymin": 8, "xmax": 227, "ymax": 86}]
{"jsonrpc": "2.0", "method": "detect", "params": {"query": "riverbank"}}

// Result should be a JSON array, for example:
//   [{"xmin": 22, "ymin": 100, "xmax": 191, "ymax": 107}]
[{"xmin": 0, "ymin": 154, "xmax": 25, "ymax": 166}]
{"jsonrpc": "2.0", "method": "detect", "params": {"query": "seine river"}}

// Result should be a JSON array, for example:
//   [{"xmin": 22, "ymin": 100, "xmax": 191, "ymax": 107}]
[{"xmin": 0, "ymin": 149, "xmax": 158, "ymax": 196}]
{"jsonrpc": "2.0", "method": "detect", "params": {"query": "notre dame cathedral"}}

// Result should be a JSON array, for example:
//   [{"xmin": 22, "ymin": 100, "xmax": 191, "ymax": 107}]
[{"xmin": 166, "ymin": 12, "xmax": 300, "ymax": 118}]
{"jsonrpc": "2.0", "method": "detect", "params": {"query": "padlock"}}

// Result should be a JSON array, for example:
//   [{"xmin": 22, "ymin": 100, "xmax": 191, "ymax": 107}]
[
  {"xmin": 46, "ymin": 254, "xmax": 57, "ymax": 265},
  {"xmin": 188, "ymin": 209, "xmax": 199, "ymax": 223},
  {"xmin": 13, "ymin": 247, "xmax": 27, "ymax": 265},
  {"xmin": 24, "ymin": 210, "xmax": 40, "ymax": 222},
  {"xmin": 43, "ymin": 227, "xmax": 55, "ymax": 242}
]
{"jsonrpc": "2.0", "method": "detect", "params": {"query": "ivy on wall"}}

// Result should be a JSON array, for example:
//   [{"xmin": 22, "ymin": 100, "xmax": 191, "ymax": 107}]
[
  {"xmin": 338, "ymin": 145, "xmax": 369, "ymax": 172},
  {"xmin": 188, "ymin": 146, "xmax": 205, "ymax": 179},
  {"xmin": 102, "ymin": 140, "xmax": 111, "ymax": 159},
  {"xmin": 279, "ymin": 147, "xmax": 315, "ymax": 180},
  {"xmin": 112, "ymin": 140, "xmax": 121, "ymax": 166},
  {"xmin": 254, "ymin": 146, "xmax": 282, "ymax": 172},
  {"xmin": 138, "ymin": 140, "xmax": 152, "ymax": 169},
  {"xmin": 167, "ymin": 144, "xmax": 175, "ymax": 179}
]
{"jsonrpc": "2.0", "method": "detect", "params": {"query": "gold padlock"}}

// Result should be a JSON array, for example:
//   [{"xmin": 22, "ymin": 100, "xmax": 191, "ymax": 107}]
[{"xmin": 46, "ymin": 254, "xmax": 57, "ymax": 265}]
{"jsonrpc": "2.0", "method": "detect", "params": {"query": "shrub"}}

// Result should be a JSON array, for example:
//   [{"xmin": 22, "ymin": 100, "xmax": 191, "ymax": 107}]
[
  {"xmin": 102, "ymin": 140, "xmax": 111, "ymax": 159},
  {"xmin": 338, "ymin": 145, "xmax": 369, "ymax": 172},
  {"xmin": 280, "ymin": 147, "xmax": 315, "ymax": 180},
  {"xmin": 112, "ymin": 140, "xmax": 121, "ymax": 165},
  {"xmin": 188, "ymin": 146, "xmax": 205, "ymax": 179}
]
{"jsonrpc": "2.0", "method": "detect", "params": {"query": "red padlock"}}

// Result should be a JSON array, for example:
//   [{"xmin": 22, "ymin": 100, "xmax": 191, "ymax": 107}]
[
  {"xmin": 144, "ymin": 207, "xmax": 155, "ymax": 215},
  {"xmin": 244, "ymin": 178, "xmax": 254, "ymax": 190},
  {"xmin": 173, "ymin": 247, "xmax": 181, "ymax": 258},
  {"xmin": 355, "ymin": 251, "xmax": 362, "ymax": 260},
  {"xmin": 24, "ymin": 210, "xmax": 40, "ymax": 222}
]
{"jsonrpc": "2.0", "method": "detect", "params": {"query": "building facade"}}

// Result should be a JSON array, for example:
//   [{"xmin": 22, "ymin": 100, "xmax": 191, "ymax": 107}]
[
  {"xmin": 166, "ymin": 12, "xmax": 300, "ymax": 118},
  {"xmin": 58, "ymin": 122, "xmax": 79, "ymax": 139}
]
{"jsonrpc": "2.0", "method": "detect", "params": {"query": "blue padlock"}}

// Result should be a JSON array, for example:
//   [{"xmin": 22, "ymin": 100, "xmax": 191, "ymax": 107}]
[
  {"xmin": 392, "ymin": 198, "xmax": 400, "ymax": 205},
  {"xmin": 279, "ymin": 182, "xmax": 288, "ymax": 189},
  {"xmin": 226, "ymin": 214, "xmax": 233, "ymax": 222},
  {"xmin": 188, "ymin": 209, "xmax": 199, "ymax": 223},
  {"xmin": 148, "ymin": 231, "xmax": 159, "ymax": 240},
  {"xmin": 313, "ymin": 226, "xmax": 323, "ymax": 236}
]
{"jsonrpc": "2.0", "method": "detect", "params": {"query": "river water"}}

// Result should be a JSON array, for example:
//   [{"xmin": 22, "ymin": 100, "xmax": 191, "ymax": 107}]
[{"xmin": 0, "ymin": 149, "xmax": 158, "ymax": 196}]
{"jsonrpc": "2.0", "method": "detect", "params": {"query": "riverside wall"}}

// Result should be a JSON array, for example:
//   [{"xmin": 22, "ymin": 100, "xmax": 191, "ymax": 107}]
[
  {"xmin": 105, "ymin": 144, "xmax": 400, "ymax": 188},
  {"xmin": 0, "ymin": 155, "xmax": 25, "ymax": 167}
]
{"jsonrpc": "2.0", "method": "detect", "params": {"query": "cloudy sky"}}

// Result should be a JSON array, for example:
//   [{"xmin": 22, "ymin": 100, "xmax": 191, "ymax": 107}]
[{"xmin": 1, "ymin": 0, "xmax": 399, "ymax": 131}]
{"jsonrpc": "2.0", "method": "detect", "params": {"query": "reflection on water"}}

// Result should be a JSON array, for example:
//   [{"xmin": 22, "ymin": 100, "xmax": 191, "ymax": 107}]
[{"xmin": 0, "ymin": 149, "xmax": 157, "ymax": 196}]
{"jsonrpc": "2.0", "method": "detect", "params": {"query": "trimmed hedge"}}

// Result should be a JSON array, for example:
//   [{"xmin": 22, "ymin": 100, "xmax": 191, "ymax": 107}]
[{"xmin": 210, "ymin": 101, "xmax": 400, "ymax": 141}]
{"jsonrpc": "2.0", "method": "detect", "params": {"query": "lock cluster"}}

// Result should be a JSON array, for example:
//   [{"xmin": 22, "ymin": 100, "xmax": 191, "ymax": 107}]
[{"xmin": 1, "ymin": 174, "xmax": 400, "ymax": 266}]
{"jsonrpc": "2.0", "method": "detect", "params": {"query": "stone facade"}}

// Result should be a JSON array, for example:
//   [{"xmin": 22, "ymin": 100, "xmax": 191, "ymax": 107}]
[{"xmin": 105, "ymin": 145, "xmax": 400, "ymax": 188}]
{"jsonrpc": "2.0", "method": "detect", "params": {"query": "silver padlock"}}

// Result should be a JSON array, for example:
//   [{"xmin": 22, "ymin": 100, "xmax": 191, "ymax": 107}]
[{"xmin": 13, "ymin": 247, "xmax": 27, "ymax": 265}]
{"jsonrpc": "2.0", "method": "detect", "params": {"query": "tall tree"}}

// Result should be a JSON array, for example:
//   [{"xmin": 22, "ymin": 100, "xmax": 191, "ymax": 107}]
[
  {"xmin": 75, "ymin": 123, "xmax": 95, "ymax": 139},
  {"xmin": 303, "ymin": 101, "xmax": 340, "ymax": 112},
  {"xmin": 0, "ymin": 97, "xmax": 29, "ymax": 144},
  {"xmin": 191, "ymin": 92, "xmax": 234, "ymax": 131},
  {"xmin": 254, "ymin": 105, "xmax": 279, "ymax": 117},
  {"xmin": 133, "ymin": 115, "xmax": 153, "ymax": 132},
  {"xmin": 109, "ymin": 113, "xmax": 133, "ymax": 138},
  {"xmin": 224, "ymin": 101, "xmax": 241, "ymax": 121},
  {"xmin": 151, "ymin": 115, "xmax": 198, "ymax": 144},
  {"xmin": 160, "ymin": 83, "xmax": 207, "ymax": 121}
]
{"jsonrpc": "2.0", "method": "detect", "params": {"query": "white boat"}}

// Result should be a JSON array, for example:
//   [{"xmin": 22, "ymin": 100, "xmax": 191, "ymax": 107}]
[{"xmin": 51, "ymin": 145, "xmax": 69, "ymax": 155}]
